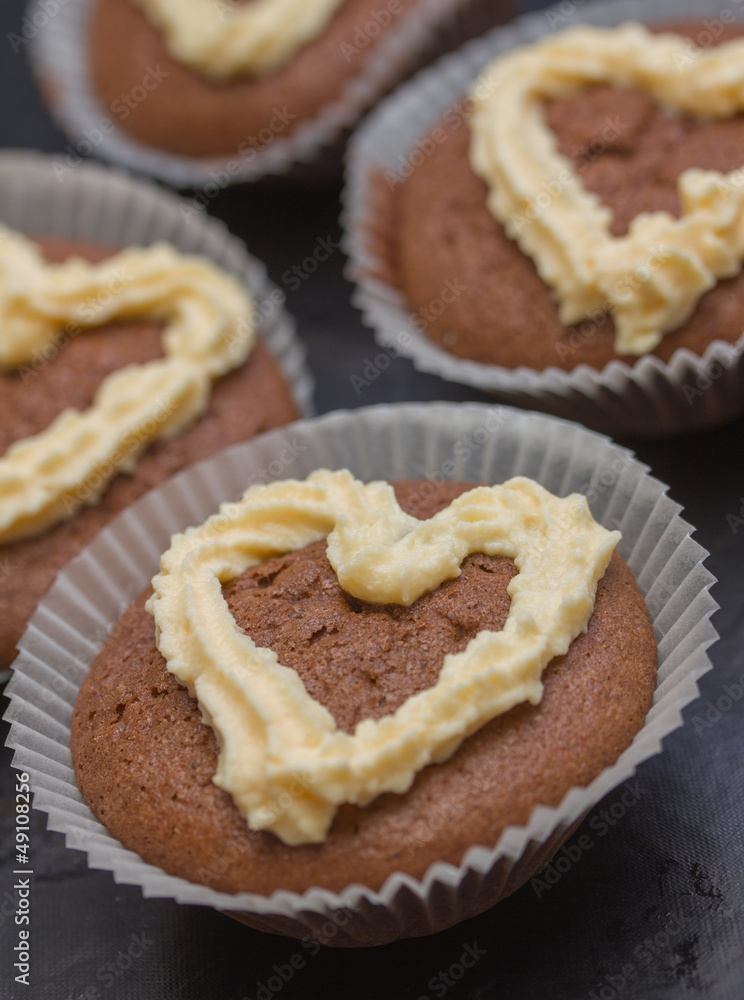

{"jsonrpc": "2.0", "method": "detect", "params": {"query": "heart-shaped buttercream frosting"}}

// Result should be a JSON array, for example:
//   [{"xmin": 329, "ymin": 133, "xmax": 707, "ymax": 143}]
[
  {"xmin": 0, "ymin": 226, "xmax": 255, "ymax": 544},
  {"xmin": 469, "ymin": 23, "xmax": 744, "ymax": 355},
  {"xmin": 133, "ymin": 0, "xmax": 346, "ymax": 79},
  {"xmin": 147, "ymin": 470, "xmax": 620, "ymax": 845}
]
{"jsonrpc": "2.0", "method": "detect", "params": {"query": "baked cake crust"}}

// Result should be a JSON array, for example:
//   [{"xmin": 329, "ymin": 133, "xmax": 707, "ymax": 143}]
[
  {"xmin": 89, "ymin": 0, "xmax": 425, "ymax": 157},
  {"xmin": 0, "ymin": 237, "xmax": 299, "ymax": 666},
  {"xmin": 387, "ymin": 23, "xmax": 744, "ymax": 370},
  {"xmin": 72, "ymin": 480, "xmax": 657, "ymax": 895}
]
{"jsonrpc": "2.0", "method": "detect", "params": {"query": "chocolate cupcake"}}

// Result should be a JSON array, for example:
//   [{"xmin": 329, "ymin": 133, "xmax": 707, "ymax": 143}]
[
  {"xmin": 71, "ymin": 474, "xmax": 656, "ymax": 898},
  {"xmin": 344, "ymin": 0, "xmax": 744, "ymax": 434},
  {"xmin": 3, "ymin": 404, "xmax": 719, "ymax": 945},
  {"xmin": 88, "ymin": 0, "xmax": 429, "ymax": 159},
  {"xmin": 0, "ymin": 152, "xmax": 312, "ymax": 670},
  {"xmin": 28, "ymin": 0, "xmax": 517, "ymax": 185}
]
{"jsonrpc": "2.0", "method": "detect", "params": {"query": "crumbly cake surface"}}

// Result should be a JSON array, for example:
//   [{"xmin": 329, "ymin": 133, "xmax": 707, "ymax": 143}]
[
  {"xmin": 388, "ymin": 22, "xmax": 744, "ymax": 370},
  {"xmin": 89, "ymin": 0, "xmax": 425, "ymax": 157},
  {"xmin": 0, "ymin": 237, "xmax": 299, "ymax": 667},
  {"xmin": 72, "ymin": 480, "xmax": 658, "ymax": 895}
]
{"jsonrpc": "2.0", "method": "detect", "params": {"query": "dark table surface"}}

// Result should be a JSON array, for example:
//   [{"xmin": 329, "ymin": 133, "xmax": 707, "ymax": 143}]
[{"xmin": 1, "ymin": 1, "xmax": 743, "ymax": 997}]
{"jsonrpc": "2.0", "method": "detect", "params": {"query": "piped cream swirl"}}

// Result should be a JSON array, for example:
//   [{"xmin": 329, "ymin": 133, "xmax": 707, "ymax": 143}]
[
  {"xmin": 147, "ymin": 470, "xmax": 619, "ymax": 845},
  {"xmin": 0, "ymin": 227, "xmax": 255, "ymax": 544},
  {"xmin": 469, "ymin": 23, "xmax": 744, "ymax": 355},
  {"xmin": 133, "ymin": 0, "xmax": 346, "ymax": 80}
]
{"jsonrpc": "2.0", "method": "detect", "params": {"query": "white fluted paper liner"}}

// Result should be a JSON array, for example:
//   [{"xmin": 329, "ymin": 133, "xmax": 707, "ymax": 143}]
[
  {"xmin": 27, "ymin": 0, "xmax": 517, "ymax": 188},
  {"xmin": 3, "ymin": 403, "xmax": 718, "ymax": 945},
  {"xmin": 343, "ymin": 0, "xmax": 744, "ymax": 436},
  {"xmin": 0, "ymin": 150, "xmax": 314, "ymax": 417}
]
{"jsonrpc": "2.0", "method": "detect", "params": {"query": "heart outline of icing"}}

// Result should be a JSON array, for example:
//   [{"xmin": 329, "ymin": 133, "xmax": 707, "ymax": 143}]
[
  {"xmin": 469, "ymin": 22, "xmax": 744, "ymax": 355},
  {"xmin": 148, "ymin": 469, "xmax": 620, "ymax": 845},
  {"xmin": 0, "ymin": 227, "xmax": 255, "ymax": 544},
  {"xmin": 133, "ymin": 0, "xmax": 345, "ymax": 79}
]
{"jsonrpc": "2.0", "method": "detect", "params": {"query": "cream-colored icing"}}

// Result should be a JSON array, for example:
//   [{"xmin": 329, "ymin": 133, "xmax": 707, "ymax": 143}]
[
  {"xmin": 0, "ymin": 226, "xmax": 255, "ymax": 544},
  {"xmin": 469, "ymin": 23, "xmax": 744, "ymax": 355},
  {"xmin": 133, "ymin": 0, "xmax": 346, "ymax": 79},
  {"xmin": 147, "ymin": 470, "xmax": 620, "ymax": 845}
]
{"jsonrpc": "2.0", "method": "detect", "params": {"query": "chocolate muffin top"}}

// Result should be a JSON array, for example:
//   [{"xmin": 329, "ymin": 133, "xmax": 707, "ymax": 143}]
[
  {"xmin": 72, "ymin": 479, "xmax": 657, "ymax": 896},
  {"xmin": 388, "ymin": 22, "xmax": 744, "ymax": 370},
  {"xmin": 0, "ymin": 237, "xmax": 298, "ymax": 667},
  {"xmin": 89, "ymin": 0, "xmax": 425, "ymax": 157}
]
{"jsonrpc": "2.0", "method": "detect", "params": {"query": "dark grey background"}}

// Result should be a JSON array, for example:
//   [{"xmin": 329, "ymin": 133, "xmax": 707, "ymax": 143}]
[{"xmin": 1, "ymin": 0, "xmax": 743, "ymax": 997}]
